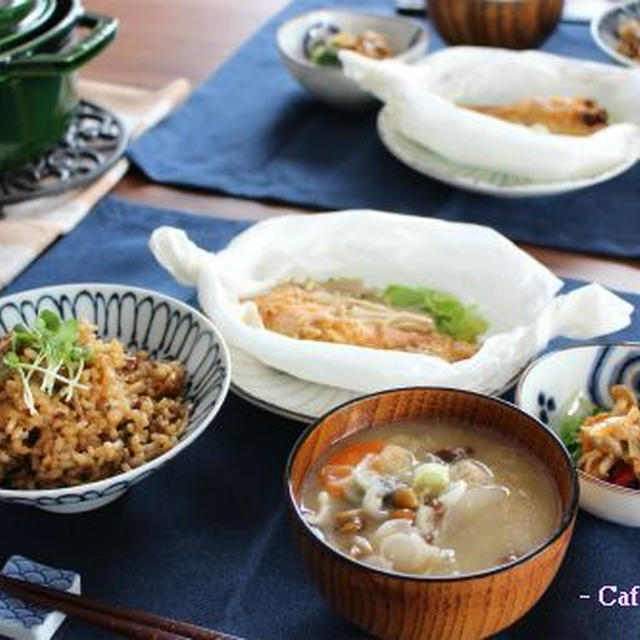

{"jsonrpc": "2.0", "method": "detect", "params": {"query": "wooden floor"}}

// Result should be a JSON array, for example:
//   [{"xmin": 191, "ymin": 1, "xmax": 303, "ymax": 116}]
[{"xmin": 85, "ymin": 0, "xmax": 640, "ymax": 295}]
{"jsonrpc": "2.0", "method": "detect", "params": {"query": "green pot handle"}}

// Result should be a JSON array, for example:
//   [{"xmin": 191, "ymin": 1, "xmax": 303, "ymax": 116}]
[{"xmin": 2, "ymin": 12, "xmax": 118, "ymax": 76}]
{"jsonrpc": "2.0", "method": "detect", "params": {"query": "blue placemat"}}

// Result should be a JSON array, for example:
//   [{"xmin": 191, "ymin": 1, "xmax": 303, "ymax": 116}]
[
  {"xmin": 128, "ymin": 0, "xmax": 640, "ymax": 259},
  {"xmin": 1, "ymin": 196, "xmax": 639, "ymax": 639}
]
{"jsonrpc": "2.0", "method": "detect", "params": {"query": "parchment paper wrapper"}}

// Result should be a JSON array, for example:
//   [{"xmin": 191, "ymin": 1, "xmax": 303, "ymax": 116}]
[
  {"xmin": 151, "ymin": 211, "xmax": 634, "ymax": 394},
  {"xmin": 342, "ymin": 47, "xmax": 640, "ymax": 181}
]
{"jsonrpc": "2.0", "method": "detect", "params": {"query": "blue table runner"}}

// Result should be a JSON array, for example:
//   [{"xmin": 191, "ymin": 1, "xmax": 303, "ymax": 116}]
[
  {"xmin": 1, "ymin": 196, "xmax": 639, "ymax": 639},
  {"xmin": 129, "ymin": 0, "xmax": 640, "ymax": 258}
]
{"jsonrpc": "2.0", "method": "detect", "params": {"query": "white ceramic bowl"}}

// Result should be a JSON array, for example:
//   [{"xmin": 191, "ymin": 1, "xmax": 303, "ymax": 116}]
[
  {"xmin": 0, "ymin": 284, "xmax": 231, "ymax": 514},
  {"xmin": 276, "ymin": 9, "xmax": 428, "ymax": 109},
  {"xmin": 516, "ymin": 343, "xmax": 640, "ymax": 527}
]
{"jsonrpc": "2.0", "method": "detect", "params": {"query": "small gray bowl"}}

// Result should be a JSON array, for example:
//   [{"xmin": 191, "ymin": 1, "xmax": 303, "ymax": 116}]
[{"xmin": 276, "ymin": 8, "xmax": 428, "ymax": 110}]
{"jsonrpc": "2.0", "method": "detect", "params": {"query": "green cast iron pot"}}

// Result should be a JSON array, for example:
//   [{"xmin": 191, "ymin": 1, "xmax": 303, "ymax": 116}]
[{"xmin": 0, "ymin": 0, "xmax": 118, "ymax": 172}]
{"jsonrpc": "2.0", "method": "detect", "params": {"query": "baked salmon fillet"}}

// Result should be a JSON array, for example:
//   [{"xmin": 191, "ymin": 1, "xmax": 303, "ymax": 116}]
[{"xmin": 465, "ymin": 96, "xmax": 608, "ymax": 136}]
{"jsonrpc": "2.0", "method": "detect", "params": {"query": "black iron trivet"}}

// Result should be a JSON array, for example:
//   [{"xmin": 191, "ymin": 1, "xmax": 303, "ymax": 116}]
[{"xmin": 0, "ymin": 101, "xmax": 127, "ymax": 208}]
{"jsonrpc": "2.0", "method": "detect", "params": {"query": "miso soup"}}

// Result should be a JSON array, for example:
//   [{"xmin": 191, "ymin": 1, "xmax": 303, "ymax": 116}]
[{"xmin": 300, "ymin": 419, "xmax": 561, "ymax": 576}]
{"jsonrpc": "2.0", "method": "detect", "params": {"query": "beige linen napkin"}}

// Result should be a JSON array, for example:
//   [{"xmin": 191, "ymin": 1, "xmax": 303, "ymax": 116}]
[{"xmin": 0, "ymin": 78, "xmax": 191, "ymax": 291}]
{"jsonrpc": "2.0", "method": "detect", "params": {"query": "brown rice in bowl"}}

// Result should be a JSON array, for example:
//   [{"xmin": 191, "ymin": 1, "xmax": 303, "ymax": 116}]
[
  {"xmin": 0, "ymin": 322, "xmax": 190, "ymax": 490},
  {"xmin": 0, "ymin": 283, "xmax": 231, "ymax": 513}
]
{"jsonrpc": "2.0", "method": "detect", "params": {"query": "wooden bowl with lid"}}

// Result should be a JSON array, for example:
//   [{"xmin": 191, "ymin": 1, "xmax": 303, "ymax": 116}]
[
  {"xmin": 285, "ymin": 387, "xmax": 578, "ymax": 640},
  {"xmin": 427, "ymin": 0, "xmax": 564, "ymax": 49}
]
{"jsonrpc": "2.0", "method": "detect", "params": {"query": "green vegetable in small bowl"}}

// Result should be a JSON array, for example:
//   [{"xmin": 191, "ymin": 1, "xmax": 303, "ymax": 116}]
[
  {"xmin": 557, "ymin": 392, "xmax": 599, "ymax": 464},
  {"xmin": 309, "ymin": 44, "xmax": 341, "ymax": 66}
]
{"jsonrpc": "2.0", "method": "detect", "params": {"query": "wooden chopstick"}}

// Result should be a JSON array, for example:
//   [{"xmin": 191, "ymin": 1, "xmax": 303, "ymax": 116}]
[{"xmin": 0, "ymin": 575, "xmax": 241, "ymax": 640}]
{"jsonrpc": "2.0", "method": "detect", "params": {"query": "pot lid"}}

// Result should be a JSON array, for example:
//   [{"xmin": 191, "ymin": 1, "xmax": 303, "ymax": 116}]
[
  {"xmin": 0, "ymin": 0, "xmax": 35, "ymax": 29},
  {"xmin": 0, "ymin": 0, "xmax": 56, "ymax": 53}
]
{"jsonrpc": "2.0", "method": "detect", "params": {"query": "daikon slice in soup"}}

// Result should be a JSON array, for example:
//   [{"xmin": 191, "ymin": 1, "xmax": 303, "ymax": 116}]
[{"xmin": 300, "ymin": 419, "xmax": 561, "ymax": 577}]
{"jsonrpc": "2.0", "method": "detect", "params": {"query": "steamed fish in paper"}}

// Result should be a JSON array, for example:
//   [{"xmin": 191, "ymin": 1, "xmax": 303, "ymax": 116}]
[{"xmin": 247, "ymin": 278, "xmax": 486, "ymax": 363}]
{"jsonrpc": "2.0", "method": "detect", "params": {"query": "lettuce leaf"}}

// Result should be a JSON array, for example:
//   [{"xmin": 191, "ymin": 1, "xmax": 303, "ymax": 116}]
[
  {"xmin": 383, "ymin": 285, "xmax": 488, "ymax": 342},
  {"xmin": 559, "ymin": 415, "xmax": 584, "ymax": 464}
]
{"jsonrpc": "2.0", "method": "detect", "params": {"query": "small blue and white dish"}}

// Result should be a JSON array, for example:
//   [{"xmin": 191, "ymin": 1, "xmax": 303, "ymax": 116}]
[
  {"xmin": 516, "ymin": 342, "xmax": 640, "ymax": 527},
  {"xmin": 0, "ymin": 284, "xmax": 231, "ymax": 514},
  {"xmin": 276, "ymin": 9, "xmax": 428, "ymax": 109},
  {"xmin": 591, "ymin": 0, "xmax": 640, "ymax": 67}
]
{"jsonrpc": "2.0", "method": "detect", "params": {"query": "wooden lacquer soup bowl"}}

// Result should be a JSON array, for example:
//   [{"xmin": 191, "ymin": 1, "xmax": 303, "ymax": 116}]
[
  {"xmin": 427, "ymin": 0, "xmax": 564, "ymax": 49},
  {"xmin": 286, "ymin": 387, "xmax": 578, "ymax": 640}
]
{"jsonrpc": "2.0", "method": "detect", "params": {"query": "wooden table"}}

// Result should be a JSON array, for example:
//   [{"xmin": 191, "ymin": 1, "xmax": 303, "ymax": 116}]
[{"xmin": 84, "ymin": 0, "xmax": 640, "ymax": 294}]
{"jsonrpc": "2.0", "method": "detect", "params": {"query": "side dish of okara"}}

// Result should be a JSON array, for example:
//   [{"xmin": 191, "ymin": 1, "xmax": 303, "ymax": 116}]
[
  {"xmin": 0, "ymin": 311, "xmax": 189, "ymax": 490},
  {"xmin": 248, "ymin": 278, "xmax": 487, "ymax": 362},
  {"xmin": 561, "ymin": 384, "xmax": 640, "ymax": 490}
]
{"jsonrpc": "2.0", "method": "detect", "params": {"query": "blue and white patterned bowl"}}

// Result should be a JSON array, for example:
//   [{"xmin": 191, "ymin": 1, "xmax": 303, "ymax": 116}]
[
  {"xmin": 0, "ymin": 284, "xmax": 231, "ymax": 514},
  {"xmin": 516, "ymin": 343, "xmax": 640, "ymax": 527}
]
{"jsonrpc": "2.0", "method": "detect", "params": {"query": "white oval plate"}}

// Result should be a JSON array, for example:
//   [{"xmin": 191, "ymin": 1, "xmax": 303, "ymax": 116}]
[
  {"xmin": 591, "ymin": 0, "xmax": 640, "ymax": 67},
  {"xmin": 229, "ymin": 345, "xmax": 357, "ymax": 423},
  {"xmin": 377, "ymin": 106, "xmax": 638, "ymax": 198},
  {"xmin": 229, "ymin": 344, "xmax": 529, "ymax": 423}
]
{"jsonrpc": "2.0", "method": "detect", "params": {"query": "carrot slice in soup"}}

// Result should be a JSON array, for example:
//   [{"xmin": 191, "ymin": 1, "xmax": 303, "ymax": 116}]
[
  {"xmin": 324, "ymin": 440, "xmax": 386, "ymax": 468},
  {"xmin": 319, "ymin": 465, "xmax": 352, "ymax": 497},
  {"xmin": 319, "ymin": 441, "xmax": 386, "ymax": 497}
]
